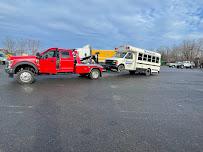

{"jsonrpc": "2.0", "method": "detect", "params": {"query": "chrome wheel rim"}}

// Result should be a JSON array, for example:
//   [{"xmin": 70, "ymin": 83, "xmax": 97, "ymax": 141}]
[
  {"xmin": 20, "ymin": 72, "xmax": 32, "ymax": 83},
  {"xmin": 118, "ymin": 65, "xmax": 124, "ymax": 72},
  {"xmin": 92, "ymin": 70, "xmax": 99, "ymax": 79}
]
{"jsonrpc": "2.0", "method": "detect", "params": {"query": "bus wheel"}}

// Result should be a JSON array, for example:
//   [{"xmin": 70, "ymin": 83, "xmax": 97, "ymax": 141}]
[
  {"xmin": 117, "ymin": 64, "xmax": 125, "ymax": 72},
  {"xmin": 145, "ymin": 69, "xmax": 151, "ymax": 76}
]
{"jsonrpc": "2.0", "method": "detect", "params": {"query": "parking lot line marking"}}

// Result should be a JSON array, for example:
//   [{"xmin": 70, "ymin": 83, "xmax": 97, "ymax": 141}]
[
  {"xmin": 0, "ymin": 105, "xmax": 33, "ymax": 108},
  {"xmin": 7, "ymin": 111, "xmax": 24, "ymax": 114}
]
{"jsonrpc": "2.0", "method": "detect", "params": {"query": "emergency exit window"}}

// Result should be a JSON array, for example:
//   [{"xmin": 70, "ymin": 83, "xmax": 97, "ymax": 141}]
[{"xmin": 156, "ymin": 57, "xmax": 160, "ymax": 63}]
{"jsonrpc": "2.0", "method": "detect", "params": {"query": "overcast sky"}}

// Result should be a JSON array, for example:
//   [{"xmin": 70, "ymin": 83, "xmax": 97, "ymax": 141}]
[{"xmin": 0, "ymin": 0, "xmax": 203, "ymax": 49}]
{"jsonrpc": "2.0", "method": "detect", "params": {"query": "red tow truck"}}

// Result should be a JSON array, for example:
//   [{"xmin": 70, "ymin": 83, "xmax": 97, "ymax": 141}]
[{"xmin": 5, "ymin": 48, "xmax": 103, "ymax": 84}]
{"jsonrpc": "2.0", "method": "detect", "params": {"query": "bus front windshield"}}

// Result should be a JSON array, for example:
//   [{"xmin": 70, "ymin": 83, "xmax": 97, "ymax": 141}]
[{"xmin": 114, "ymin": 52, "xmax": 127, "ymax": 58}]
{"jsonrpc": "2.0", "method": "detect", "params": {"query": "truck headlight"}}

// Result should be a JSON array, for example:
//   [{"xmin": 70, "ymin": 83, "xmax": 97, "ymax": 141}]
[
  {"xmin": 8, "ymin": 60, "xmax": 13, "ymax": 68},
  {"xmin": 113, "ymin": 60, "xmax": 118, "ymax": 65}
]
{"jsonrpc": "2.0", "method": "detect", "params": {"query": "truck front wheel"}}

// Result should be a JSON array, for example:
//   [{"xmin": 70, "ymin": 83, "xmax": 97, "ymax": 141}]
[
  {"xmin": 16, "ymin": 70, "xmax": 35, "ymax": 84},
  {"xmin": 89, "ymin": 69, "xmax": 100, "ymax": 79},
  {"xmin": 117, "ymin": 64, "xmax": 125, "ymax": 72}
]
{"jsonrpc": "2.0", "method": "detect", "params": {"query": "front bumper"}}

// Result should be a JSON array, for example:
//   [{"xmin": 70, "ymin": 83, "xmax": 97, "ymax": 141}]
[
  {"xmin": 5, "ymin": 67, "xmax": 14, "ymax": 77},
  {"xmin": 103, "ymin": 64, "xmax": 118, "ymax": 69}
]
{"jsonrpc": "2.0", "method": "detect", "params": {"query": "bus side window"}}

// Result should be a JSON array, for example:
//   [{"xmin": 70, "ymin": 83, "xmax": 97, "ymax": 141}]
[
  {"xmin": 143, "ymin": 54, "xmax": 147, "ymax": 61},
  {"xmin": 138, "ymin": 53, "xmax": 143, "ymax": 60},
  {"xmin": 152, "ymin": 56, "xmax": 156, "ymax": 62},
  {"xmin": 156, "ymin": 57, "xmax": 159, "ymax": 63},
  {"xmin": 148, "ymin": 55, "xmax": 152, "ymax": 62}
]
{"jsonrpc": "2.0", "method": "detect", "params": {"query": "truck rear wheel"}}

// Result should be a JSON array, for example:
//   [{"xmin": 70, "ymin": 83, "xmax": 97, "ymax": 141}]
[
  {"xmin": 89, "ymin": 69, "xmax": 100, "ymax": 79},
  {"xmin": 16, "ymin": 70, "xmax": 35, "ymax": 84}
]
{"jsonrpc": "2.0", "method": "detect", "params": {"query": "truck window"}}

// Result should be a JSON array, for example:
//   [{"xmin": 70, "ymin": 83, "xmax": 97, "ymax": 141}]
[
  {"xmin": 148, "ymin": 55, "xmax": 152, "ymax": 62},
  {"xmin": 156, "ymin": 57, "xmax": 159, "ymax": 63},
  {"xmin": 125, "ymin": 53, "xmax": 133, "ymax": 59},
  {"xmin": 114, "ymin": 52, "xmax": 127, "ymax": 58},
  {"xmin": 138, "ymin": 53, "xmax": 143, "ymax": 60},
  {"xmin": 42, "ymin": 50, "xmax": 57, "ymax": 59},
  {"xmin": 143, "ymin": 54, "xmax": 147, "ymax": 61},
  {"xmin": 61, "ymin": 51, "xmax": 70, "ymax": 58},
  {"xmin": 152, "ymin": 56, "xmax": 156, "ymax": 62}
]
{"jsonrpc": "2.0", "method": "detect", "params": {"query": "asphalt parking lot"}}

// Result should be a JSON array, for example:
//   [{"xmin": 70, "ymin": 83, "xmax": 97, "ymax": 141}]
[{"xmin": 0, "ymin": 65, "xmax": 203, "ymax": 152}]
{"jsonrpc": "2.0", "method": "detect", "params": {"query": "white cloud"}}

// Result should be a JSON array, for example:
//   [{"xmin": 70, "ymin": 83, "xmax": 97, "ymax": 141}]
[{"xmin": 0, "ymin": 0, "xmax": 203, "ymax": 49}]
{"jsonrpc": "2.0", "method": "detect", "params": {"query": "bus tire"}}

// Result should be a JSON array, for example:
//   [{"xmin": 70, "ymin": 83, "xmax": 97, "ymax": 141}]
[
  {"xmin": 145, "ymin": 69, "xmax": 151, "ymax": 76},
  {"xmin": 117, "ymin": 64, "xmax": 125, "ymax": 72}
]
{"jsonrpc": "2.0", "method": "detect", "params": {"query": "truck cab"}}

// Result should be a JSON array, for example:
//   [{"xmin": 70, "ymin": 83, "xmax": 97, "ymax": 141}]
[
  {"xmin": 105, "ymin": 49, "xmax": 136, "ymax": 72},
  {"xmin": 5, "ymin": 48, "xmax": 103, "ymax": 84}
]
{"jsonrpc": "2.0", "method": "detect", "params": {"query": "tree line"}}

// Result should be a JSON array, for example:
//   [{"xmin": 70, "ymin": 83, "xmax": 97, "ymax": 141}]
[
  {"xmin": 2, "ymin": 37, "xmax": 40, "ymax": 55},
  {"xmin": 2, "ymin": 37, "xmax": 203, "ymax": 66},
  {"xmin": 156, "ymin": 39, "xmax": 203, "ymax": 66}
]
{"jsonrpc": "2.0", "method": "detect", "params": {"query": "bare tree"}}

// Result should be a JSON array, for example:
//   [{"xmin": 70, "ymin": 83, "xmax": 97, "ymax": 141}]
[
  {"xmin": 3, "ymin": 37, "xmax": 16, "ymax": 53},
  {"xmin": 27, "ymin": 39, "xmax": 40, "ymax": 55},
  {"xmin": 157, "ymin": 38, "xmax": 203, "ymax": 67},
  {"xmin": 16, "ymin": 39, "xmax": 27, "ymax": 55}
]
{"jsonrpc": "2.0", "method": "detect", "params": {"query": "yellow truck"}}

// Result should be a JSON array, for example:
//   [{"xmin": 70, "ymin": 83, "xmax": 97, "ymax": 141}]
[
  {"xmin": 77, "ymin": 45, "xmax": 116, "ymax": 63},
  {"xmin": 92, "ymin": 50, "xmax": 116, "ymax": 63}
]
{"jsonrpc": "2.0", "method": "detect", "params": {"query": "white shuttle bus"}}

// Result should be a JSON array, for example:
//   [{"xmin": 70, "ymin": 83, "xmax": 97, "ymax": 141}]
[{"xmin": 105, "ymin": 45, "xmax": 161, "ymax": 75}]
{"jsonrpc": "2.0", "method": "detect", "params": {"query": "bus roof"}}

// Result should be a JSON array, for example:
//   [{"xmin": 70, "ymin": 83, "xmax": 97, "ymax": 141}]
[{"xmin": 117, "ymin": 45, "xmax": 161, "ymax": 57}]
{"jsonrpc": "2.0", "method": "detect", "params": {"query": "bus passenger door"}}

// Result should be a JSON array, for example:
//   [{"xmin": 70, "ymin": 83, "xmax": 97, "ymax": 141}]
[{"xmin": 124, "ymin": 52, "xmax": 135, "ymax": 70}]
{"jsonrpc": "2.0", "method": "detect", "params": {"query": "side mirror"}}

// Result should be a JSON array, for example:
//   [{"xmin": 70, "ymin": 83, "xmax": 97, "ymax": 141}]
[{"xmin": 36, "ymin": 52, "xmax": 41, "ymax": 59}]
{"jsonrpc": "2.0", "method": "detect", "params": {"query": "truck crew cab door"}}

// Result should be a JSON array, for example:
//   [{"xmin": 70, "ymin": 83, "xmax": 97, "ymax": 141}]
[
  {"xmin": 39, "ymin": 49, "xmax": 58, "ymax": 74},
  {"xmin": 124, "ymin": 52, "xmax": 135, "ymax": 70},
  {"xmin": 59, "ymin": 50, "xmax": 74, "ymax": 72}
]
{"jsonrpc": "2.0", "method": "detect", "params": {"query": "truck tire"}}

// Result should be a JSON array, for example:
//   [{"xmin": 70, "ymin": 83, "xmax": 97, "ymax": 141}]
[
  {"xmin": 117, "ymin": 64, "xmax": 125, "ymax": 72},
  {"xmin": 16, "ymin": 70, "xmax": 35, "ymax": 84},
  {"xmin": 145, "ymin": 69, "xmax": 151, "ymax": 76},
  {"xmin": 180, "ymin": 65, "xmax": 184, "ymax": 69},
  {"xmin": 89, "ymin": 69, "xmax": 100, "ymax": 79}
]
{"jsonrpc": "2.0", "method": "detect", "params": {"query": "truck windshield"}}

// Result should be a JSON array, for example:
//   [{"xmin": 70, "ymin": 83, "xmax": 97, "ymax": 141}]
[{"xmin": 114, "ymin": 52, "xmax": 127, "ymax": 58}]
